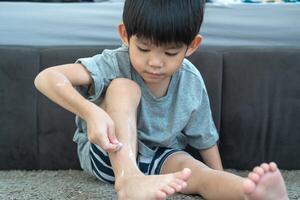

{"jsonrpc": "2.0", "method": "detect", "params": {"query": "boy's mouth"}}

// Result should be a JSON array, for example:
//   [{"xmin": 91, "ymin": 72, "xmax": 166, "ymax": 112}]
[{"xmin": 145, "ymin": 71, "xmax": 163, "ymax": 77}]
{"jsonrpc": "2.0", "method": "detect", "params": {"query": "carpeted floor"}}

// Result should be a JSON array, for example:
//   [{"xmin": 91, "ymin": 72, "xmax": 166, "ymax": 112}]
[{"xmin": 0, "ymin": 169, "xmax": 299, "ymax": 200}]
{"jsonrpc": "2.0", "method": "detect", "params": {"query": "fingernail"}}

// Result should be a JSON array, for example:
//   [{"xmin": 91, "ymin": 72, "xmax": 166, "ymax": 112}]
[{"xmin": 115, "ymin": 142, "xmax": 123, "ymax": 152}]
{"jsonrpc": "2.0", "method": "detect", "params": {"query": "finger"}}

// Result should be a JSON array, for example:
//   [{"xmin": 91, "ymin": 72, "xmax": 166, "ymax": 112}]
[
  {"xmin": 114, "ymin": 142, "xmax": 123, "ymax": 151},
  {"xmin": 105, "ymin": 143, "xmax": 121, "ymax": 153},
  {"xmin": 98, "ymin": 136, "xmax": 121, "ymax": 153},
  {"xmin": 103, "ymin": 128, "xmax": 123, "ymax": 152},
  {"xmin": 107, "ymin": 122, "xmax": 119, "ymax": 144},
  {"xmin": 97, "ymin": 131, "xmax": 114, "ymax": 151}
]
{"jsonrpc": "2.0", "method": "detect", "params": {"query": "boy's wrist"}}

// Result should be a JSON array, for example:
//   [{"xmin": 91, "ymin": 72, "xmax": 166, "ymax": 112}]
[{"xmin": 79, "ymin": 99, "xmax": 97, "ymax": 120}]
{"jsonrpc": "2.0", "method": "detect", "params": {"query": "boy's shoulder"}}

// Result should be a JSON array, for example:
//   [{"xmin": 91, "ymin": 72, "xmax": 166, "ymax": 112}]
[
  {"xmin": 99, "ymin": 45, "xmax": 130, "ymax": 72},
  {"xmin": 101, "ymin": 45, "xmax": 128, "ymax": 57},
  {"xmin": 181, "ymin": 59, "xmax": 201, "ymax": 76},
  {"xmin": 180, "ymin": 58, "xmax": 204, "ymax": 84}
]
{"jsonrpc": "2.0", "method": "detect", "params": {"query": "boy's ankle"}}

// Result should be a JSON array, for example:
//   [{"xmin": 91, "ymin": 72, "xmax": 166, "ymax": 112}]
[{"xmin": 114, "ymin": 171, "xmax": 144, "ymax": 191}]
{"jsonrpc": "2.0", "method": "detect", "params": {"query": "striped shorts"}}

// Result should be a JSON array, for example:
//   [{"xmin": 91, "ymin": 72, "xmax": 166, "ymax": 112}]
[{"xmin": 89, "ymin": 143, "xmax": 184, "ymax": 184}]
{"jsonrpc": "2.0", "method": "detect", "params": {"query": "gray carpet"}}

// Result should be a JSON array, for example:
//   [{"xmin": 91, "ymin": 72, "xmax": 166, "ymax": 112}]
[{"xmin": 0, "ymin": 170, "xmax": 299, "ymax": 200}]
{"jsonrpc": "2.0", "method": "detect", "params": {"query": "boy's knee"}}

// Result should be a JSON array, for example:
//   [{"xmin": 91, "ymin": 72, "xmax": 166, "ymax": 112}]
[{"xmin": 108, "ymin": 78, "xmax": 141, "ymax": 100}]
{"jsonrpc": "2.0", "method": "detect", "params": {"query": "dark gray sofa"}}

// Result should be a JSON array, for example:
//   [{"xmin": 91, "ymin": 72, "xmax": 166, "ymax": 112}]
[{"xmin": 0, "ymin": 2, "xmax": 299, "ymax": 170}]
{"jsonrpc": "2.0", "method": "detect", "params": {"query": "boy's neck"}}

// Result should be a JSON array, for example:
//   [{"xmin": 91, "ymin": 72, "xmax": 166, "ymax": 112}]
[{"xmin": 145, "ymin": 76, "xmax": 171, "ymax": 98}]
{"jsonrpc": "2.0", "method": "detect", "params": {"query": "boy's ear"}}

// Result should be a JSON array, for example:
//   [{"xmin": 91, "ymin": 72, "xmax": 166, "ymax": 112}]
[
  {"xmin": 185, "ymin": 34, "xmax": 202, "ymax": 57},
  {"xmin": 118, "ymin": 23, "xmax": 129, "ymax": 46}
]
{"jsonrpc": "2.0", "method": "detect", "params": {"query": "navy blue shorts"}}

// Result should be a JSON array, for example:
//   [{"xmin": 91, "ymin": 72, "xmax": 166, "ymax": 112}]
[{"xmin": 89, "ymin": 143, "xmax": 184, "ymax": 184}]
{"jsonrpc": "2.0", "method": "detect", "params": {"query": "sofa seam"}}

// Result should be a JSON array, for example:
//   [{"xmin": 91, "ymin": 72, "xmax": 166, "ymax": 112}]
[{"xmin": 36, "ymin": 48, "xmax": 41, "ymax": 169}]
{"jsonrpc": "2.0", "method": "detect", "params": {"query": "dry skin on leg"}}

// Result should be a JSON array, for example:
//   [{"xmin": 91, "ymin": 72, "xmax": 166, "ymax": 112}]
[{"xmin": 100, "ymin": 78, "xmax": 191, "ymax": 200}]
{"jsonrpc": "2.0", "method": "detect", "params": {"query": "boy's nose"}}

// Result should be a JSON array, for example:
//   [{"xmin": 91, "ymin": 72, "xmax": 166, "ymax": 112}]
[{"xmin": 148, "ymin": 56, "xmax": 163, "ymax": 68}]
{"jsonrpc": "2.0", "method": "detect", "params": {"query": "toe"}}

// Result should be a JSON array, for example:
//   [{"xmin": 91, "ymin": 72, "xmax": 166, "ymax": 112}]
[
  {"xmin": 170, "ymin": 181, "xmax": 182, "ymax": 192},
  {"xmin": 243, "ymin": 179, "xmax": 256, "ymax": 194},
  {"xmin": 248, "ymin": 172, "xmax": 260, "ymax": 183},
  {"xmin": 180, "ymin": 168, "xmax": 191, "ymax": 181},
  {"xmin": 260, "ymin": 163, "xmax": 270, "ymax": 172},
  {"xmin": 155, "ymin": 190, "xmax": 167, "ymax": 200},
  {"xmin": 175, "ymin": 179, "xmax": 187, "ymax": 188},
  {"xmin": 253, "ymin": 166, "xmax": 264, "ymax": 176},
  {"xmin": 162, "ymin": 185, "xmax": 175, "ymax": 196},
  {"xmin": 269, "ymin": 162, "xmax": 278, "ymax": 172}
]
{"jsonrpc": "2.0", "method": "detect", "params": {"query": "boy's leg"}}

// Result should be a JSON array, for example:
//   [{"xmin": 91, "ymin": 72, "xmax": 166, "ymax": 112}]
[
  {"xmin": 160, "ymin": 153, "xmax": 288, "ymax": 200},
  {"xmin": 99, "ymin": 78, "xmax": 191, "ymax": 200}
]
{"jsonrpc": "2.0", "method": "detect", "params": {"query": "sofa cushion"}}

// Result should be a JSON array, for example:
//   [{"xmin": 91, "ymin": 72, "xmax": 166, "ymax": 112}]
[
  {"xmin": 0, "ymin": 47, "xmax": 39, "ymax": 169},
  {"xmin": 220, "ymin": 49, "xmax": 300, "ymax": 170}
]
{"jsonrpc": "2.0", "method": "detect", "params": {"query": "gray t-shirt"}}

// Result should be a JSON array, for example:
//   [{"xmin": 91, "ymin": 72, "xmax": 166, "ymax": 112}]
[{"xmin": 73, "ymin": 45, "xmax": 219, "ymax": 174}]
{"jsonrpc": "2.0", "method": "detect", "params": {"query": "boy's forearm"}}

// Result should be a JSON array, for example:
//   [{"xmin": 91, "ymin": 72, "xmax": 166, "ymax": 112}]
[
  {"xmin": 34, "ymin": 68, "xmax": 92, "ymax": 119},
  {"xmin": 199, "ymin": 144, "xmax": 223, "ymax": 171}
]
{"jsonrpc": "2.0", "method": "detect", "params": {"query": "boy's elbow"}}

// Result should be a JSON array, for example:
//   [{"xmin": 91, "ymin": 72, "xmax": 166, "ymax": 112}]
[
  {"xmin": 34, "ymin": 68, "xmax": 50, "ymax": 90},
  {"xmin": 34, "ymin": 72, "xmax": 42, "ymax": 90},
  {"xmin": 34, "ymin": 71, "xmax": 44, "ymax": 90}
]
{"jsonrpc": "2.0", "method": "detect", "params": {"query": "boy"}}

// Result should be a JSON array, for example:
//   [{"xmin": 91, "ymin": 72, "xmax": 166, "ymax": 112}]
[{"xmin": 34, "ymin": 0, "xmax": 288, "ymax": 199}]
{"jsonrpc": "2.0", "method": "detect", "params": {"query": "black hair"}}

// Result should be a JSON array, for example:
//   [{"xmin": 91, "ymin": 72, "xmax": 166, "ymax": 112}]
[{"xmin": 122, "ymin": 0, "xmax": 205, "ymax": 46}]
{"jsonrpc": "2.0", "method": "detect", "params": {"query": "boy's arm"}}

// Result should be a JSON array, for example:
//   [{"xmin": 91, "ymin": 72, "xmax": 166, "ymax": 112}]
[
  {"xmin": 34, "ymin": 64, "xmax": 121, "ymax": 152},
  {"xmin": 34, "ymin": 64, "xmax": 93, "ymax": 118},
  {"xmin": 199, "ymin": 144, "xmax": 223, "ymax": 170}
]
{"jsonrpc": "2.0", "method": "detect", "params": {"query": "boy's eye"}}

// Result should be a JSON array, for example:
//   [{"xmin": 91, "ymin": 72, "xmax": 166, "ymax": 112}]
[
  {"xmin": 165, "ymin": 52, "xmax": 178, "ymax": 56},
  {"xmin": 137, "ymin": 46, "xmax": 150, "ymax": 52}
]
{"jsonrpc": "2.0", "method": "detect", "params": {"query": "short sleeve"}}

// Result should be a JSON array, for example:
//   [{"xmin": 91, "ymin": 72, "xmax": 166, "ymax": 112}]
[
  {"xmin": 183, "ymin": 87, "xmax": 219, "ymax": 150},
  {"xmin": 75, "ymin": 49, "xmax": 119, "ymax": 102}
]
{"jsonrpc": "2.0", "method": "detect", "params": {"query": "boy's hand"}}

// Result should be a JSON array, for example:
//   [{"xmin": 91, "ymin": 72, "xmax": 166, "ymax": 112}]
[{"xmin": 84, "ymin": 104, "xmax": 123, "ymax": 153}]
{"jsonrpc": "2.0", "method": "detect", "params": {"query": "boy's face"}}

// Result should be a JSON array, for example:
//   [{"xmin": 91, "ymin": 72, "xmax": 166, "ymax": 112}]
[
  {"xmin": 128, "ymin": 36, "xmax": 188, "ymax": 85},
  {"xmin": 118, "ymin": 23, "xmax": 202, "ymax": 86}
]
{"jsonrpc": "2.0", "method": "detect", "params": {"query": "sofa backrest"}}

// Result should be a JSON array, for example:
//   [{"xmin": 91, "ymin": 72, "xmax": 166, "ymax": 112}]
[{"xmin": 1, "ymin": 45, "xmax": 300, "ymax": 170}]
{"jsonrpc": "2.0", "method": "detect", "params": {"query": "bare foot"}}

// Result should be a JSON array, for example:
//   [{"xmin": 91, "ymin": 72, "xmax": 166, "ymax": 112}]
[
  {"xmin": 115, "ymin": 168, "xmax": 191, "ymax": 200},
  {"xmin": 243, "ymin": 162, "xmax": 288, "ymax": 200}
]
